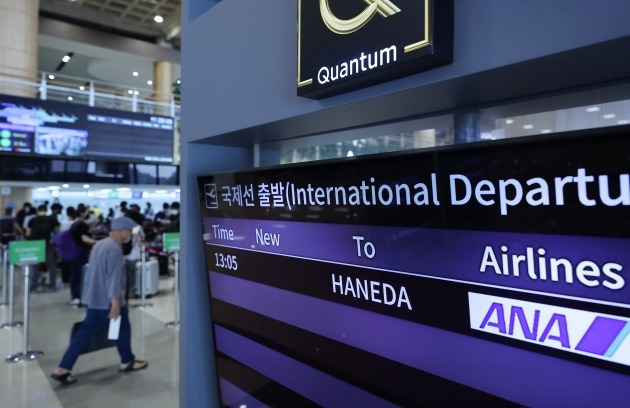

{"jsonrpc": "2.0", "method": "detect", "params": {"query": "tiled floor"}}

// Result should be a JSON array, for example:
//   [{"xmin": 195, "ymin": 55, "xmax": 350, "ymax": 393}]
[{"xmin": 0, "ymin": 267, "xmax": 179, "ymax": 408}]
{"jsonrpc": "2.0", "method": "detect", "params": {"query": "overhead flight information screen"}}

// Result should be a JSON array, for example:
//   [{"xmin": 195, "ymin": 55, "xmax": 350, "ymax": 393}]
[
  {"xmin": 197, "ymin": 126, "xmax": 629, "ymax": 407},
  {"xmin": 0, "ymin": 93, "xmax": 173, "ymax": 163}
]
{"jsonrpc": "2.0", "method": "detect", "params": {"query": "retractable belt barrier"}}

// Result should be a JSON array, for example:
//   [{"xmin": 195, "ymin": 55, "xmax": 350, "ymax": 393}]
[
  {"xmin": 0, "ymin": 244, "xmax": 8, "ymax": 307},
  {"xmin": 5, "ymin": 240, "xmax": 45, "ymax": 363},
  {"xmin": 165, "ymin": 251, "xmax": 180, "ymax": 330},
  {"xmin": 162, "ymin": 232, "xmax": 180, "ymax": 330}
]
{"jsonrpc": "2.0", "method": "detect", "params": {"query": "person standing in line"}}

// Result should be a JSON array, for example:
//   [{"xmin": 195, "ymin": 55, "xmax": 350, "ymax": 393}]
[
  {"xmin": 21, "ymin": 203, "xmax": 37, "ymax": 230},
  {"xmin": 58, "ymin": 206, "xmax": 77, "ymax": 286},
  {"xmin": 115, "ymin": 201, "xmax": 128, "ymax": 218},
  {"xmin": 167, "ymin": 201, "xmax": 180, "ymax": 232},
  {"xmin": 15, "ymin": 202, "xmax": 32, "ymax": 230},
  {"xmin": 50, "ymin": 203, "xmax": 64, "ymax": 224},
  {"xmin": 68, "ymin": 207, "xmax": 96, "ymax": 305},
  {"xmin": 125, "ymin": 204, "xmax": 145, "ymax": 226},
  {"xmin": 50, "ymin": 217, "xmax": 148, "ymax": 385},
  {"xmin": 153, "ymin": 202, "xmax": 170, "ymax": 228},
  {"xmin": 26, "ymin": 205, "xmax": 59, "ymax": 291},
  {"xmin": 143, "ymin": 202, "xmax": 154, "ymax": 218},
  {"xmin": 0, "ymin": 207, "xmax": 23, "ymax": 245}
]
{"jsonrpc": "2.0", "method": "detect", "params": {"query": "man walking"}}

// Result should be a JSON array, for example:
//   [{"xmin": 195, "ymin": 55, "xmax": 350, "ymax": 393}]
[{"xmin": 50, "ymin": 217, "xmax": 148, "ymax": 384}]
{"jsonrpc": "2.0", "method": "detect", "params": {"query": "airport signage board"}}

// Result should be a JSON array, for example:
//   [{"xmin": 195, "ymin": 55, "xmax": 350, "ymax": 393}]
[
  {"xmin": 297, "ymin": 0, "xmax": 453, "ymax": 98},
  {"xmin": 198, "ymin": 126, "xmax": 630, "ymax": 406},
  {"xmin": 9, "ymin": 240, "xmax": 45, "ymax": 265},
  {"xmin": 163, "ymin": 232, "xmax": 181, "ymax": 252}
]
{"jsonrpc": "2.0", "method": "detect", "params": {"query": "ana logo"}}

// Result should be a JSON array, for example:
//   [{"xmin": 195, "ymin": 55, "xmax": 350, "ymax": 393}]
[
  {"xmin": 204, "ymin": 184, "xmax": 218, "ymax": 209},
  {"xmin": 320, "ymin": 0, "xmax": 401, "ymax": 35},
  {"xmin": 468, "ymin": 292, "xmax": 630, "ymax": 367}
]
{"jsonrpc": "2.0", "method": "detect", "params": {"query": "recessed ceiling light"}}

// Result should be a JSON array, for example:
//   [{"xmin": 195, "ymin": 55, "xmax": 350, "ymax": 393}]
[
  {"xmin": 83, "ymin": 184, "xmax": 90, "ymax": 188},
  {"xmin": 505, "ymin": 119, "xmax": 514, "ymax": 125},
  {"xmin": 523, "ymin": 124, "xmax": 534, "ymax": 130},
  {"xmin": 133, "ymin": 71, "xmax": 139, "ymax": 77},
  {"xmin": 79, "ymin": 85, "xmax": 85, "ymax": 91},
  {"xmin": 618, "ymin": 120, "xmax": 629, "ymax": 125},
  {"xmin": 62, "ymin": 184, "xmax": 70, "ymax": 188},
  {"xmin": 48, "ymin": 74, "xmax": 54, "ymax": 80},
  {"xmin": 541, "ymin": 129, "xmax": 552, "ymax": 134},
  {"xmin": 134, "ymin": 91, "xmax": 139, "ymax": 95},
  {"xmin": 67, "ymin": 96, "xmax": 73, "ymax": 101},
  {"xmin": 62, "ymin": 55, "xmax": 71, "ymax": 63},
  {"xmin": 603, "ymin": 114, "xmax": 616, "ymax": 120},
  {"xmin": 128, "ymin": 90, "xmax": 133, "ymax": 94},
  {"xmin": 586, "ymin": 106, "xmax": 600, "ymax": 113},
  {"xmin": 176, "ymin": 79, "xmax": 181, "ymax": 84},
  {"xmin": 154, "ymin": 15, "xmax": 164, "ymax": 23},
  {"xmin": 147, "ymin": 80, "xmax": 153, "ymax": 85}
]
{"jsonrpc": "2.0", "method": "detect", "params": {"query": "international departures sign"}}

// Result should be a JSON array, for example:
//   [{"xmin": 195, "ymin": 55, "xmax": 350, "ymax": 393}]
[{"xmin": 297, "ymin": 0, "xmax": 453, "ymax": 99}]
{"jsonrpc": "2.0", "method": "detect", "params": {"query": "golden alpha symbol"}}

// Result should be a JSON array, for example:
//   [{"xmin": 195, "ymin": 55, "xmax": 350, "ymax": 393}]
[{"xmin": 320, "ymin": 0, "xmax": 401, "ymax": 35}]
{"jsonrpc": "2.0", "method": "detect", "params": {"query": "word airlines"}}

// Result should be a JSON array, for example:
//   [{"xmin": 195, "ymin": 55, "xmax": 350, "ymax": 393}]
[{"xmin": 468, "ymin": 293, "xmax": 630, "ymax": 367}]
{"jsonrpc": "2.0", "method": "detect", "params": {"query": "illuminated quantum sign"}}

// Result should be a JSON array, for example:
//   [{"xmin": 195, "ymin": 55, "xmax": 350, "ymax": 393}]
[{"xmin": 297, "ymin": 0, "xmax": 453, "ymax": 98}]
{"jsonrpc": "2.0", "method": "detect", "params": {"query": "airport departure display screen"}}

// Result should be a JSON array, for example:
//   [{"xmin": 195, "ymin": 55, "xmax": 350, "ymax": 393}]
[
  {"xmin": 197, "ymin": 127, "xmax": 630, "ymax": 407},
  {"xmin": 0, "ymin": 93, "xmax": 174, "ymax": 163}
]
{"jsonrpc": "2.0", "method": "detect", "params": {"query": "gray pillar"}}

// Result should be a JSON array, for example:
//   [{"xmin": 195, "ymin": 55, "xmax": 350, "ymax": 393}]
[{"xmin": 454, "ymin": 111, "xmax": 481, "ymax": 144}]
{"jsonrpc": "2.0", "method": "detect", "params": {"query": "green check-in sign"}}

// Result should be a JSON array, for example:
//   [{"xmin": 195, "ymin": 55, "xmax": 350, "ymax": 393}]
[
  {"xmin": 163, "ymin": 232, "xmax": 181, "ymax": 252},
  {"xmin": 9, "ymin": 240, "xmax": 45, "ymax": 265}
]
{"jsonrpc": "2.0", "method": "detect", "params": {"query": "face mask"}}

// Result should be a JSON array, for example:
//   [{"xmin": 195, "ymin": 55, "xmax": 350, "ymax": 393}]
[
  {"xmin": 171, "ymin": 210, "xmax": 179, "ymax": 215},
  {"xmin": 123, "ymin": 236, "xmax": 132, "ymax": 244}
]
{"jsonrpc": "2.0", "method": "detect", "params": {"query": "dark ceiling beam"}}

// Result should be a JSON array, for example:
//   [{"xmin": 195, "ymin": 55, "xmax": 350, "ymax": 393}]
[
  {"xmin": 39, "ymin": 16, "xmax": 180, "ymax": 63},
  {"xmin": 40, "ymin": 0, "xmax": 165, "ymax": 39}
]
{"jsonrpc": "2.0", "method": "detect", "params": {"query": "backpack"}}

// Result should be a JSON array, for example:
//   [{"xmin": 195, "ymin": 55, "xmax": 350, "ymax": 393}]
[{"xmin": 54, "ymin": 226, "xmax": 82, "ymax": 261}]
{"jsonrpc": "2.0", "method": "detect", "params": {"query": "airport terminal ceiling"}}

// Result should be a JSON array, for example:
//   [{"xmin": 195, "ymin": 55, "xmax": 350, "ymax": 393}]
[
  {"xmin": 40, "ymin": 0, "xmax": 181, "ymax": 47},
  {"xmin": 37, "ymin": 0, "xmax": 181, "ymax": 90}
]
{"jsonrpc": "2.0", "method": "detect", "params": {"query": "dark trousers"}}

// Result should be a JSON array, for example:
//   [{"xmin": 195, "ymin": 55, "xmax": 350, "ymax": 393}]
[
  {"xmin": 69, "ymin": 250, "xmax": 89, "ymax": 300},
  {"xmin": 60, "ymin": 260, "xmax": 70, "ymax": 283},
  {"xmin": 30, "ymin": 245, "xmax": 57, "ymax": 291},
  {"xmin": 59, "ymin": 307, "xmax": 134, "ymax": 371}
]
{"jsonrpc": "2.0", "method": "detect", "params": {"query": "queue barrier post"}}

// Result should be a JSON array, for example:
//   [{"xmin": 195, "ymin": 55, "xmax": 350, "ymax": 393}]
[
  {"xmin": 0, "ymin": 244, "xmax": 8, "ymax": 307},
  {"xmin": 165, "ymin": 251, "xmax": 180, "ymax": 330},
  {"xmin": 1, "ymin": 264, "xmax": 22, "ymax": 329},
  {"xmin": 6, "ymin": 265, "xmax": 44, "ymax": 363}
]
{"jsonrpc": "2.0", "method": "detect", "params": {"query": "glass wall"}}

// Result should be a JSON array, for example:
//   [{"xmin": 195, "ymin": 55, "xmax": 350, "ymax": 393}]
[{"xmin": 274, "ymin": 83, "xmax": 630, "ymax": 164}]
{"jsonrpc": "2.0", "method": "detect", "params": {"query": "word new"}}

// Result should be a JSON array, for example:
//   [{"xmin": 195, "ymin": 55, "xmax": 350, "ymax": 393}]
[{"xmin": 255, "ymin": 228, "xmax": 280, "ymax": 247}]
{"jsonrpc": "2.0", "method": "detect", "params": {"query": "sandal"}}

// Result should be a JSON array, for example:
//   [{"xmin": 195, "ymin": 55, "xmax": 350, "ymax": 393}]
[
  {"xmin": 50, "ymin": 371, "xmax": 78, "ymax": 385},
  {"xmin": 119, "ymin": 360, "xmax": 148, "ymax": 372}
]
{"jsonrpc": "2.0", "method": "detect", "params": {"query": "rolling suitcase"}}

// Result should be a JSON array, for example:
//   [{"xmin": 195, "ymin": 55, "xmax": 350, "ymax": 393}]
[
  {"xmin": 80, "ymin": 263, "xmax": 89, "ymax": 297},
  {"xmin": 135, "ymin": 259, "xmax": 159, "ymax": 296}
]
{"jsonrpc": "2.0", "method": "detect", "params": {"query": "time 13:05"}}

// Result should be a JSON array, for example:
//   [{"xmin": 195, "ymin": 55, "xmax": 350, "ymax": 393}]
[{"xmin": 214, "ymin": 253, "xmax": 238, "ymax": 271}]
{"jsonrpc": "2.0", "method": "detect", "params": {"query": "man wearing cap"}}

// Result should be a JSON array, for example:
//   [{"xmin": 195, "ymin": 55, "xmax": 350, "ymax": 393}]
[{"xmin": 50, "ymin": 217, "xmax": 148, "ymax": 384}]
